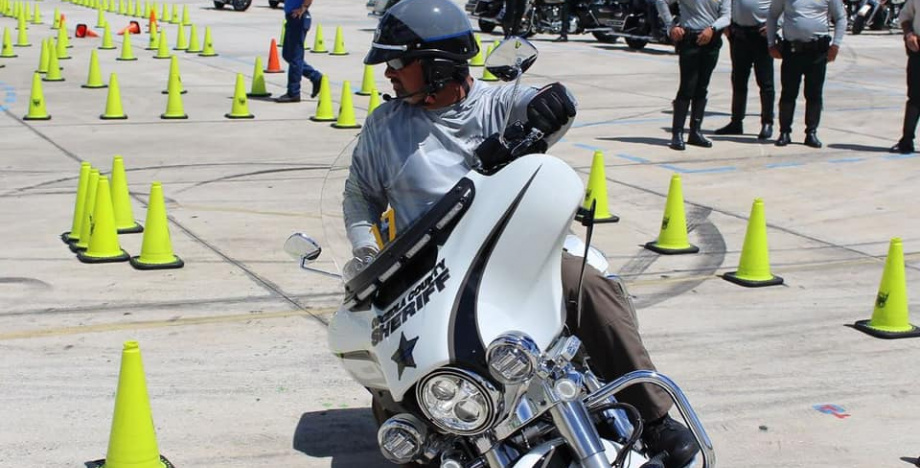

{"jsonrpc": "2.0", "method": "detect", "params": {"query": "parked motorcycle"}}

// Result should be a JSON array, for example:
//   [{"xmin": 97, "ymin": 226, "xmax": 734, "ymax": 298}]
[
  {"xmin": 211, "ymin": 0, "xmax": 251, "ymax": 11},
  {"xmin": 366, "ymin": 0, "xmax": 402, "ymax": 17},
  {"xmin": 850, "ymin": 0, "xmax": 904, "ymax": 34},
  {"xmin": 285, "ymin": 38, "xmax": 715, "ymax": 468}
]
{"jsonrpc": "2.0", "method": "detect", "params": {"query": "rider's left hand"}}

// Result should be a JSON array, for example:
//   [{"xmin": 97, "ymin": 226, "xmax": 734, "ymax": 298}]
[{"xmin": 527, "ymin": 82, "xmax": 577, "ymax": 136}]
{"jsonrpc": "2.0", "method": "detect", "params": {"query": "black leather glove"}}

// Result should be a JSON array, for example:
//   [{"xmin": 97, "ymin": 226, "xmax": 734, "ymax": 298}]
[{"xmin": 526, "ymin": 82, "xmax": 577, "ymax": 135}]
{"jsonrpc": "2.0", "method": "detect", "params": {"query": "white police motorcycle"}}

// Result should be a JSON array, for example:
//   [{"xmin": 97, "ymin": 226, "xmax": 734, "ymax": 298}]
[{"xmin": 285, "ymin": 38, "xmax": 715, "ymax": 468}]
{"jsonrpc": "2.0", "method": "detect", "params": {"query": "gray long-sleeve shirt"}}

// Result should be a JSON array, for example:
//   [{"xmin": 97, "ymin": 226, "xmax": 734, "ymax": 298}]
[
  {"xmin": 766, "ymin": 0, "xmax": 847, "ymax": 46},
  {"xmin": 343, "ymin": 80, "xmax": 572, "ymax": 252},
  {"xmin": 901, "ymin": 0, "xmax": 920, "ymax": 34},
  {"xmin": 657, "ymin": 0, "xmax": 732, "ymax": 31},
  {"xmin": 733, "ymin": 0, "xmax": 770, "ymax": 26}
]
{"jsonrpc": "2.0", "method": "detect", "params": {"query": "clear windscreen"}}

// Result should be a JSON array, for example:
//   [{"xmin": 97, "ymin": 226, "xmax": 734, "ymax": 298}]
[{"xmin": 318, "ymin": 137, "xmax": 358, "ymax": 283}]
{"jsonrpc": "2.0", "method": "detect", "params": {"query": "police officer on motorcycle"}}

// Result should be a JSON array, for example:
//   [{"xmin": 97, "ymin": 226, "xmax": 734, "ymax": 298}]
[{"xmin": 343, "ymin": 0, "xmax": 699, "ymax": 466}]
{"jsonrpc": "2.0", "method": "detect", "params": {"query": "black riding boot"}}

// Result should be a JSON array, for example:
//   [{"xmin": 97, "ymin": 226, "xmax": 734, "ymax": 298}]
[
  {"xmin": 891, "ymin": 103, "xmax": 920, "ymax": 153},
  {"xmin": 687, "ymin": 98, "xmax": 712, "ymax": 147},
  {"xmin": 758, "ymin": 89, "xmax": 775, "ymax": 140},
  {"xmin": 775, "ymin": 101, "xmax": 794, "ymax": 146},
  {"xmin": 670, "ymin": 99, "xmax": 690, "ymax": 151},
  {"xmin": 715, "ymin": 88, "xmax": 746, "ymax": 135},
  {"xmin": 804, "ymin": 100, "xmax": 823, "ymax": 148}
]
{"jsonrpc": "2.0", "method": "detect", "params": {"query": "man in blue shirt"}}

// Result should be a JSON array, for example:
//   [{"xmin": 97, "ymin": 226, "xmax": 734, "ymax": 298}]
[{"xmin": 276, "ymin": 0, "xmax": 323, "ymax": 103}]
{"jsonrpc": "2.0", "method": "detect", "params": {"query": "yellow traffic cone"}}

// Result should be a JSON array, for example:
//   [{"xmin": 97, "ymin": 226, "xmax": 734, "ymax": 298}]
[
  {"xmin": 128, "ymin": 1, "xmax": 136, "ymax": 17},
  {"xmin": 279, "ymin": 21, "xmax": 285, "ymax": 47},
  {"xmin": 77, "ymin": 176, "xmax": 131, "ymax": 263},
  {"xmin": 71, "ymin": 169, "xmax": 100, "ymax": 251},
  {"xmin": 469, "ymin": 33, "xmax": 484, "ymax": 67},
  {"xmin": 153, "ymin": 29, "xmax": 169, "ymax": 58},
  {"xmin": 96, "ymin": 7, "xmax": 105, "ymax": 27},
  {"xmin": 31, "ymin": 4, "xmax": 41, "ymax": 24},
  {"xmin": 101, "ymin": 73, "xmax": 127, "ymax": 119},
  {"xmin": 225, "ymin": 73, "xmax": 254, "ymax": 119},
  {"xmin": 62, "ymin": 162, "xmax": 92, "ymax": 244},
  {"xmin": 145, "ymin": 21, "xmax": 158, "ymax": 50},
  {"xmin": 481, "ymin": 45, "xmax": 498, "ymax": 82},
  {"xmin": 198, "ymin": 26, "xmax": 217, "ymax": 57},
  {"xmin": 170, "ymin": 3, "xmax": 179, "ymax": 24},
  {"xmin": 110, "ymin": 155, "xmax": 143, "ymax": 232},
  {"xmin": 15, "ymin": 14, "xmax": 31, "ymax": 47},
  {"xmin": 580, "ymin": 150, "xmax": 619, "ymax": 223},
  {"xmin": 853, "ymin": 238, "xmax": 920, "ymax": 339},
  {"xmin": 116, "ymin": 30, "xmax": 138, "ymax": 61},
  {"xmin": 85, "ymin": 341, "xmax": 174, "ymax": 468},
  {"xmin": 644, "ymin": 174, "xmax": 699, "ymax": 254},
  {"xmin": 330, "ymin": 25, "xmax": 347, "ymax": 56},
  {"xmin": 43, "ymin": 40, "xmax": 65, "ymax": 81},
  {"xmin": 160, "ymin": 3, "xmax": 167, "ymax": 24},
  {"xmin": 161, "ymin": 71, "xmax": 187, "ymax": 119},
  {"xmin": 356, "ymin": 64, "xmax": 375, "ymax": 96},
  {"xmin": 57, "ymin": 24, "xmax": 72, "ymax": 60},
  {"xmin": 130, "ymin": 183, "xmax": 183, "ymax": 269},
  {"xmin": 161, "ymin": 55, "xmax": 186, "ymax": 94},
  {"xmin": 309, "ymin": 74, "xmax": 334, "ymax": 122},
  {"xmin": 100, "ymin": 22, "xmax": 116, "ymax": 49},
  {"xmin": 83, "ymin": 49, "xmax": 107, "ymax": 88},
  {"xmin": 247, "ymin": 57, "xmax": 271, "ymax": 98},
  {"xmin": 367, "ymin": 85, "xmax": 380, "ymax": 117},
  {"xmin": 52, "ymin": 8, "xmax": 61, "ymax": 29},
  {"xmin": 722, "ymin": 198, "xmax": 783, "ymax": 287},
  {"xmin": 37, "ymin": 37, "xmax": 49, "ymax": 73},
  {"xmin": 23, "ymin": 72, "xmax": 51, "ymax": 120},
  {"xmin": 1, "ymin": 27, "xmax": 17, "ymax": 57},
  {"xmin": 185, "ymin": 24, "xmax": 201, "ymax": 53},
  {"xmin": 180, "ymin": 4, "xmax": 189, "ymax": 25},
  {"xmin": 119, "ymin": 0, "xmax": 127, "ymax": 16},
  {"xmin": 310, "ymin": 23, "xmax": 326, "ymax": 53},
  {"xmin": 332, "ymin": 80, "xmax": 360, "ymax": 129},
  {"xmin": 172, "ymin": 23, "xmax": 187, "ymax": 51}
]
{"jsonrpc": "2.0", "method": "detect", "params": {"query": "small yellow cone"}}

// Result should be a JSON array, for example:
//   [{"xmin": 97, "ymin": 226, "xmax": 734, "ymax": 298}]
[
  {"xmin": 96, "ymin": 7, "xmax": 105, "ymax": 27},
  {"xmin": 160, "ymin": 3, "xmax": 167, "ymax": 23},
  {"xmin": 1, "ymin": 28, "xmax": 18, "ymax": 57},
  {"xmin": 469, "ymin": 33, "xmax": 484, "ymax": 67},
  {"xmin": 130, "ymin": 183, "xmax": 184, "ymax": 269},
  {"xmin": 310, "ymin": 23, "xmax": 326, "ymax": 53},
  {"xmin": 309, "ymin": 74, "xmax": 334, "ymax": 122},
  {"xmin": 330, "ymin": 25, "xmax": 347, "ymax": 56},
  {"xmin": 153, "ymin": 29, "xmax": 169, "ymax": 59},
  {"xmin": 161, "ymin": 71, "xmax": 187, "ymax": 119},
  {"xmin": 580, "ymin": 150, "xmax": 619, "ymax": 223},
  {"xmin": 854, "ymin": 238, "xmax": 920, "ymax": 339},
  {"xmin": 117, "ymin": 30, "xmax": 138, "ymax": 61},
  {"xmin": 185, "ymin": 23, "xmax": 201, "ymax": 53},
  {"xmin": 119, "ymin": 0, "xmax": 127, "ymax": 16},
  {"xmin": 15, "ymin": 15, "xmax": 31, "ymax": 47},
  {"xmin": 110, "ymin": 155, "xmax": 143, "ymax": 232},
  {"xmin": 128, "ymin": 1, "xmax": 136, "ymax": 17},
  {"xmin": 31, "ymin": 4, "xmax": 41, "ymax": 25},
  {"xmin": 161, "ymin": 55, "xmax": 186, "ymax": 94},
  {"xmin": 37, "ymin": 37, "xmax": 49, "ymax": 73},
  {"xmin": 180, "ymin": 4, "xmax": 189, "ymax": 25},
  {"xmin": 644, "ymin": 174, "xmax": 699, "ymax": 254},
  {"xmin": 101, "ymin": 73, "xmax": 127, "ymax": 119},
  {"xmin": 332, "ymin": 80, "xmax": 360, "ymax": 129},
  {"xmin": 77, "ymin": 176, "xmax": 131, "ymax": 263},
  {"xmin": 57, "ymin": 23, "xmax": 72, "ymax": 59},
  {"xmin": 71, "ymin": 169, "xmax": 100, "ymax": 251},
  {"xmin": 145, "ymin": 21, "xmax": 158, "ymax": 50},
  {"xmin": 173, "ymin": 23, "xmax": 187, "ymax": 51},
  {"xmin": 23, "ymin": 72, "xmax": 51, "ymax": 120},
  {"xmin": 83, "ymin": 50, "xmax": 108, "ymax": 88},
  {"xmin": 198, "ymin": 26, "xmax": 217, "ymax": 57},
  {"xmin": 170, "ymin": 3, "xmax": 179, "ymax": 24},
  {"xmin": 99, "ymin": 22, "xmax": 116, "ymax": 49},
  {"xmin": 62, "ymin": 162, "xmax": 92, "ymax": 244},
  {"xmin": 367, "ymin": 85, "xmax": 380, "ymax": 117},
  {"xmin": 722, "ymin": 198, "xmax": 783, "ymax": 287},
  {"xmin": 44, "ymin": 41, "xmax": 65, "ymax": 81},
  {"xmin": 247, "ymin": 57, "xmax": 271, "ymax": 98},
  {"xmin": 279, "ymin": 21, "xmax": 285, "ymax": 47},
  {"xmin": 226, "ymin": 73, "xmax": 254, "ymax": 119},
  {"xmin": 52, "ymin": 9, "xmax": 61, "ymax": 29},
  {"xmin": 480, "ymin": 45, "xmax": 498, "ymax": 82},
  {"xmin": 86, "ymin": 341, "xmax": 173, "ymax": 468},
  {"xmin": 356, "ymin": 64, "xmax": 375, "ymax": 96}
]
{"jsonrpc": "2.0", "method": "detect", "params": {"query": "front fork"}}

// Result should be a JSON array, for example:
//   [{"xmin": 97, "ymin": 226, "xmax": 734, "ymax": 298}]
[{"xmin": 549, "ymin": 401, "xmax": 611, "ymax": 468}]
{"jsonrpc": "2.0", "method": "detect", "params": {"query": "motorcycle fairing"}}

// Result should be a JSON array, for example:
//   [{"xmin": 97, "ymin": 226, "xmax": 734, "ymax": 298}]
[{"xmin": 328, "ymin": 155, "xmax": 584, "ymax": 401}]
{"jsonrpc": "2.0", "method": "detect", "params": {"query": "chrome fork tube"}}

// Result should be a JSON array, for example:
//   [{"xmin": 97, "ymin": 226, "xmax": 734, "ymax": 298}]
[{"xmin": 548, "ymin": 401, "xmax": 610, "ymax": 468}]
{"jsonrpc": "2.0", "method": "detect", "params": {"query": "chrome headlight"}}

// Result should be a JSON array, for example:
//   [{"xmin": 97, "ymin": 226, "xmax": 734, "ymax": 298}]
[
  {"xmin": 377, "ymin": 414, "xmax": 428, "ymax": 464},
  {"xmin": 416, "ymin": 368, "xmax": 501, "ymax": 435},
  {"xmin": 486, "ymin": 332, "xmax": 540, "ymax": 385}
]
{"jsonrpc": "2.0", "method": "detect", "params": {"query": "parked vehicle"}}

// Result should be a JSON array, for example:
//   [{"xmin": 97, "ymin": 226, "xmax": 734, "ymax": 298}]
[
  {"xmin": 284, "ymin": 38, "xmax": 715, "ymax": 468},
  {"xmin": 212, "ymin": 0, "xmax": 252, "ymax": 11},
  {"xmin": 850, "ymin": 0, "xmax": 904, "ymax": 34},
  {"xmin": 366, "ymin": 0, "xmax": 402, "ymax": 17}
]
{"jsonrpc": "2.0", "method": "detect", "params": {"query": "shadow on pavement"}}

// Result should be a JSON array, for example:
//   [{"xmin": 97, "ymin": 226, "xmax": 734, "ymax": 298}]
[
  {"xmin": 293, "ymin": 408, "xmax": 392, "ymax": 468},
  {"xmin": 827, "ymin": 143, "xmax": 892, "ymax": 153}
]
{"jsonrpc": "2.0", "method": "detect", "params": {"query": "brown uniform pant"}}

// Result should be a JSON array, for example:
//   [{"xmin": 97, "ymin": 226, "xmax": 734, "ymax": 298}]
[{"xmin": 561, "ymin": 252, "xmax": 672, "ymax": 421}]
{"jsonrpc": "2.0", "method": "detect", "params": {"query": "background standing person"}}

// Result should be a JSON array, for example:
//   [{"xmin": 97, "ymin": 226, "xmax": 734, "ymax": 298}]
[
  {"xmin": 766, "ymin": 0, "xmax": 847, "ymax": 148},
  {"xmin": 657, "ymin": 0, "xmax": 732, "ymax": 151},
  {"xmin": 714, "ymin": 0, "xmax": 775, "ymax": 140},
  {"xmin": 556, "ymin": 0, "xmax": 578, "ymax": 41},
  {"xmin": 891, "ymin": 0, "xmax": 920, "ymax": 154},
  {"xmin": 276, "ymin": 0, "xmax": 323, "ymax": 103},
  {"xmin": 503, "ymin": 0, "xmax": 528, "ymax": 37}
]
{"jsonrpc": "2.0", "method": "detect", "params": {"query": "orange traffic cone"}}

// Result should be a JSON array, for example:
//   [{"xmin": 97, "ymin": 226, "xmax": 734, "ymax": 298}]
[
  {"xmin": 118, "ymin": 20, "xmax": 140, "ymax": 35},
  {"xmin": 75, "ymin": 23, "xmax": 100, "ymax": 38},
  {"xmin": 265, "ymin": 38, "xmax": 283, "ymax": 73}
]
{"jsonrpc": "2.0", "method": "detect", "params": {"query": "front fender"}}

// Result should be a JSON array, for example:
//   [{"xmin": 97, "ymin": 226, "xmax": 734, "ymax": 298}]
[{"xmin": 511, "ymin": 438, "xmax": 649, "ymax": 468}]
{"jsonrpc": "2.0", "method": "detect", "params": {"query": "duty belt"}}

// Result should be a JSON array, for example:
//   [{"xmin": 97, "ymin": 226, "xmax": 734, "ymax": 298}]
[{"xmin": 783, "ymin": 36, "xmax": 831, "ymax": 53}]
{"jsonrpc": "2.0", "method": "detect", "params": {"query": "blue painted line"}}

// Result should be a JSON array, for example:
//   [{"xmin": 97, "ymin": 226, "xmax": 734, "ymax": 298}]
[
  {"xmin": 573, "ymin": 117, "xmax": 668, "ymax": 129},
  {"xmin": 616, "ymin": 153, "xmax": 650, "ymax": 163},
  {"xmin": 660, "ymin": 164, "xmax": 737, "ymax": 174},
  {"xmin": 884, "ymin": 153, "xmax": 917, "ymax": 160},
  {"xmin": 828, "ymin": 157, "xmax": 865, "ymax": 164},
  {"xmin": 765, "ymin": 162, "xmax": 806, "ymax": 169},
  {"xmin": 573, "ymin": 143, "xmax": 602, "ymax": 151}
]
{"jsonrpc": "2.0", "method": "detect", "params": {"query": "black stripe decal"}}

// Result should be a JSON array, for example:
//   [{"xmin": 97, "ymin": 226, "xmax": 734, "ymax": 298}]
[{"xmin": 448, "ymin": 167, "xmax": 542, "ymax": 367}]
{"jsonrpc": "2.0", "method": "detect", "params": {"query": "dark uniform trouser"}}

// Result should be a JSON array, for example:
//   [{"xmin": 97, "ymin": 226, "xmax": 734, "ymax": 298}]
[
  {"xmin": 728, "ymin": 26, "xmax": 775, "ymax": 124},
  {"xmin": 503, "ymin": 0, "xmax": 528, "ymax": 36},
  {"xmin": 561, "ymin": 253, "xmax": 672, "ymax": 421},
  {"xmin": 902, "ymin": 49, "xmax": 920, "ymax": 143},
  {"xmin": 676, "ymin": 35, "xmax": 722, "ymax": 101},
  {"xmin": 778, "ymin": 38, "xmax": 830, "ymax": 134}
]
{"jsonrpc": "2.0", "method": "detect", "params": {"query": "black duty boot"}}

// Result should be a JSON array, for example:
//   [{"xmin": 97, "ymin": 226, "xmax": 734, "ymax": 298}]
[
  {"xmin": 804, "ymin": 131, "xmax": 823, "ymax": 148},
  {"xmin": 714, "ymin": 120, "xmax": 744, "ymax": 135},
  {"xmin": 670, "ymin": 99, "xmax": 690, "ymax": 151},
  {"xmin": 891, "ymin": 104, "xmax": 920, "ymax": 153},
  {"xmin": 804, "ymin": 100, "xmax": 823, "ymax": 148},
  {"xmin": 775, "ymin": 132, "xmax": 791, "ymax": 146},
  {"xmin": 758, "ymin": 122, "xmax": 774, "ymax": 140},
  {"xmin": 643, "ymin": 415, "xmax": 700, "ymax": 468},
  {"xmin": 758, "ymin": 89, "xmax": 775, "ymax": 140},
  {"xmin": 687, "ymin": 99, "xmax": 712, "ymax": 147},
  {"xmin": 776, "ymin": 101, "xmax": 794, "ymax": 147}
]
